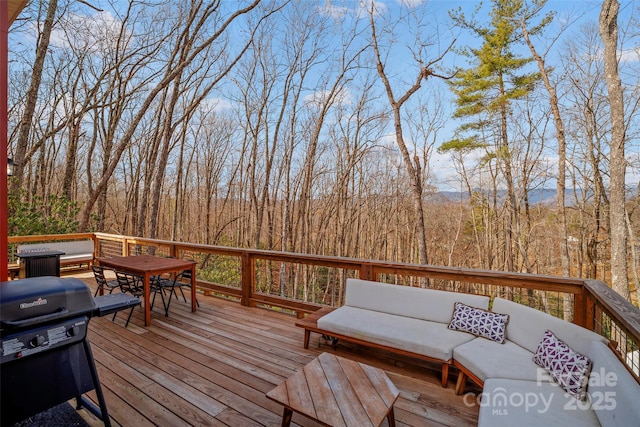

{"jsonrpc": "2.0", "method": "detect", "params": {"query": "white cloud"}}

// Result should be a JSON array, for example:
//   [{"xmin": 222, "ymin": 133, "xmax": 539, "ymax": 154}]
[
  {"xmin": 586, "ymin": 46, "xmax": 639, "ymax": 64},
  {"xmin": 319, "ymin": 0, "xmax": 388, "ymax": 18},
  {"xmin": 199, "ymin": 97, "xmax": 233, "ymax": 113},
  {"xmin": 48, "ymin": 11, "xmax": 125, "ymax": 53},
  {"xmin": 304, "ymin": 87, "xmax": 353, "ymax": 107},
  {"xmin": 619, "ymin": 47, "xmax": 640, "ymax": 63},
  {"xmin": 358, "ymin": 0, "xmax": 389, "ymax": 17},
  {"xmin": 318, "ymin": 1, "xmax": 350, "ymax": 19},
  {"xmin": 396, "ymin": 0, "xmax": 426, "ymax": 8}
]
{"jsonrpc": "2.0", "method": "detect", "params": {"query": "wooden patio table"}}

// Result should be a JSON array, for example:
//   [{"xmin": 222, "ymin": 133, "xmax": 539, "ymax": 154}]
[
  {"xmin": 266, "ymin": 352, "xmax": 399, "ymax": 427},
  {"xmin": 96, "ymin": 255, "xmax": 196, "ymax": 326}
]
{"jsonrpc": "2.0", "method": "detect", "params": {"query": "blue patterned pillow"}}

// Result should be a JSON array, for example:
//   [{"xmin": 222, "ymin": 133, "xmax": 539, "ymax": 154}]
[{"xmin": 448, "ymin": 302, "xmax": 509, "ymax": 343}]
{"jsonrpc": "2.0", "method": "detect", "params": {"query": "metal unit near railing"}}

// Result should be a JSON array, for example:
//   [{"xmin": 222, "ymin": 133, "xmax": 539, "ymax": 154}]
[
  {"xmin": 8, "ymin": 233, "xmax": 96, "ymax": 264},
  {"xmin": 7, "ymin": 232, "xmax": 640, "ymax": 382}
]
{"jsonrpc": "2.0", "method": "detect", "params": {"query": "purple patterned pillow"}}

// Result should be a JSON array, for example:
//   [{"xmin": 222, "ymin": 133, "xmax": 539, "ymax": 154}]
[
  {"xmin": 533, "ymin": 330, "xmax": 592, "ymax": 400},
  {"xmin": 448, "ymin": 302, "xmax": 509, "ymax": 343}
]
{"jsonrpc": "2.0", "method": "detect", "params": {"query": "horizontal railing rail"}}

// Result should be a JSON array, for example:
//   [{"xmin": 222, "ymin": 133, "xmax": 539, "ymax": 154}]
[{"xmin": 6, "ymin": 232, "xmax": 640, "ymax": 382}]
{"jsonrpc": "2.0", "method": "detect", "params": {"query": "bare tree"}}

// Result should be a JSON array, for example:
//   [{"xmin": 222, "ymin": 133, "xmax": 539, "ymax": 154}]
[
  {"xmin": 77, "ymin": 0, "xmax": 266, "ymax": 231},
  {"xmin": 11, "ymin": 0, "xmax": 58, "ymax": 190},
  {"xmin": 368, "ymin": 2, "xmax": 453, "ymax": 265},
  {"xmin": 600, "ymin": 0, "xmax": 629, "ymax": 299},
  {"xmin": 191, "ymin": 109, "xmax": 234, "ymax": 245},
  {"xmin": 520, "ymin": 6, "xmax": 570, "ymax": 277},
  {"xmin": 561, "ymin": 24, "xmax": 608, "ymax": 280}
]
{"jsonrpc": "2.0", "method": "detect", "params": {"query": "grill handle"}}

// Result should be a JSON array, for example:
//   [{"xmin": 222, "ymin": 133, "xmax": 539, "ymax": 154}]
[{"xmin": 0, "ymin": 307, "xmax": 69, "ymax": 328}]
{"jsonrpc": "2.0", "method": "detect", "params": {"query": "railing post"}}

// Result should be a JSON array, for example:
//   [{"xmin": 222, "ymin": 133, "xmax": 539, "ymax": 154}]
[
  {"xmin": 584, "ymin": 292, "xmax": 596, "ymax": 332},
  {"xmin": 170, "ymin": 244, "xmax": 177, "ymax": 258},
  {"xmin": 573, "ymin": 289, "xmax": 586, "ymax": 327},
  {"xmin": 122, "ymin": 237, "xmax": 129, "ymax": 256},
  {"xmin": 359, "ymin": 263, "xmax": 374, "ymax": 281},
  {"xmin": 0, "ymin": 1, "xmax": 8, "ymax": 283},
  {"xmin": 241, "ymin": 251, "xmax": 254, "ymax": 307},
  {"xmin": 91, "ymin": 234, "xmax": 98, "ymax": 260},
  {"xmin": 594, "ymin": 305, "xmax": 603, "ymax": 336}
]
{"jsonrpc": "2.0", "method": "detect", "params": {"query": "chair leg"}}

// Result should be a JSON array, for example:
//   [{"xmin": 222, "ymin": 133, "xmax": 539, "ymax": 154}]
[
  {"xmin": 152, "ymin": 286, "xmax": 171, "ymax": 317},
  {"xmin": 159, "ymin": 288, "xmax": 169, "ymax": 317},
  {"xmin": 178, "ymin": 286, "xmax": 187, "ymax": 303},
  {"xmin": 124, "ymin": 307, "xmax": 135, "ymax": 327},
  {"xmin": 150, "ymin": 289, "xmax": 158, "ymax": 310},
  {"xmin": 179, "ymin": 286, "xmax": 199, "ymax": 307},
  {"xmin": 169, "ymin": 287, "xmax": 178, "ymax": 302},
  {"xmin": 166, "ymin": 288, "xmax": 176, "ymax": 315}
]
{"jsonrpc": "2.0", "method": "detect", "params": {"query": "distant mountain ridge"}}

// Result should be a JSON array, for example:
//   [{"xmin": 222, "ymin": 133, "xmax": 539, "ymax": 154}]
[{"xmin": 433, "ymin": 188, "xmax": 638, "ymax": 205}]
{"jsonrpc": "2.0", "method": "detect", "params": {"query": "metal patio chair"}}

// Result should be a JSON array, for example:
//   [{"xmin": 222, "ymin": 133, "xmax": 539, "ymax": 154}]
[
  {"xmin": 92, "ymin": 265, "xmax": 120, "ymax": 297},
  {"xmin": 114, "ymin": 270, "xmax": 145, "ymax": 327}
]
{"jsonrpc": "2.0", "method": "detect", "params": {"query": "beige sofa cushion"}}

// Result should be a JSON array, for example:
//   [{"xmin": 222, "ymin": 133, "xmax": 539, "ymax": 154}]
[
  {"xmin": 588, "ymin": 341, "xmax": 640, "ymax": 426},
  {"xmin": 478, "ymin": 378, "xmax": 600, "ymax": 427},
  {"xmin": 344, "ymin": 278, "xmax": 490, "ymax": 324},
  {"xmin": 492, "ymin": 298, "xmax": 607, "ymax": 354},
  {"xmin": 317, "ymin": 306, "xmax": 477, "ymax": 361},
  {"xmin": 454, "ymin": 337, "xmax": 549, "ymax": 382}
]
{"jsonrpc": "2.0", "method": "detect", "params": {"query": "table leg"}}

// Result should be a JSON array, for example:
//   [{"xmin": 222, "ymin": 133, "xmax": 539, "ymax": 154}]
[
  {"xmin": 144, "ymin": 272, "xmax": 151, "ymax": 326},
  {"xmin": 190, "ymin": 265, "xmax": 196, "ymax": 312},
  {"xmin": 387, "ymin": 407, "xmax": 396, "ymax": 427},
  {"xmin": 281, "ymin": 407, "xmax": 293, "ymax": 427},
  {"xmin": 303, "ymin": 329, "xmax": 311, "ymax": 349}
]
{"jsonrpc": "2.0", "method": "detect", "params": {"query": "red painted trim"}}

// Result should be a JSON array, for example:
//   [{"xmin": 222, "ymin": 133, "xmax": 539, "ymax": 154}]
[{"xmin": 1, "ymin": 1, "xmax": 8, "ymax": 282}]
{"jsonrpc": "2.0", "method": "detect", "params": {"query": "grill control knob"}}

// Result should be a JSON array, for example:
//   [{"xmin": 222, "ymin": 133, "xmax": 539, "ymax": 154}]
[
  {"xmin": 30, "ymin": 335, "xmax": 45, "ymax": 347},
  {"xmin": 67, "ymin": 326, "xmax": 80, "ymax": 337}
]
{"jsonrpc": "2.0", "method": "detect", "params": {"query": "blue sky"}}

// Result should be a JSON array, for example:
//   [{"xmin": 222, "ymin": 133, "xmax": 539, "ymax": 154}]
[{"xmin": 9, "ymin": 0, "xmax": 639, "ymax": 191}]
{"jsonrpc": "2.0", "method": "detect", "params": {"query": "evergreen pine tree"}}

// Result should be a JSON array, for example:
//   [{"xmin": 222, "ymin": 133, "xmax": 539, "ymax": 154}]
[{"xmin": 447, "ymin": 0, "xmax": 542, "ymax": 271}]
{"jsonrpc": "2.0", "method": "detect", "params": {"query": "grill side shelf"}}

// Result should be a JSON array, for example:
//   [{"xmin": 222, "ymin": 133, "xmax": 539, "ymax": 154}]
[{"xmin": 93, "ymin": 293, "xmax": 141, "ymax": 317}]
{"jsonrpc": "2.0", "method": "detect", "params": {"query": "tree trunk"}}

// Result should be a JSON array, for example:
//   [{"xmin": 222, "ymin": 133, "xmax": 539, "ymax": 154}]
[
  {"xmin": 78, "ymin": 0, "xmax": 263, "ymax": 231},
  {"xmin": 599, "ymin": 0, "xmax": 629, "ymax": 300},
  {"xmin": 521, "ymin": 20, "xmax": 572, "ymax": 319},
  {"xmin": 521, "ymin": 21, "xmax": 570, "ymax": 278},
  {"xmin": 12, "ymin": 0, "xmax": 58, "ymax": 190},
  {"xmin": 369, "ymin": 7, "xmax": 447, "ymax": 265}
]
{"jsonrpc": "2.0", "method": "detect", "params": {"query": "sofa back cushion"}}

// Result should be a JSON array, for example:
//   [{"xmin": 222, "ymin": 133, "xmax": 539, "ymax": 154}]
[
  {"xmin": 17, "ymin": 240, "xmax": 94, "ymax": 257},
  {"xmin": 492, "ymin": 297, "xmax": 606, "ymax": 354},
  {"xmin": 588, "ymin": 340, "xmax": 640, "ymax": 426},
  {"xmin": 344, "ymin": 278, "xmax": 490, "ymax": 324}
]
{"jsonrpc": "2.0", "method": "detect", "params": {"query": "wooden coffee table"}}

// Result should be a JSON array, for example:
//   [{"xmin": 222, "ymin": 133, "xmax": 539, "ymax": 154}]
[{"xmin": 266, "ymin": 352, "xmax": 399, "ymax": 427}]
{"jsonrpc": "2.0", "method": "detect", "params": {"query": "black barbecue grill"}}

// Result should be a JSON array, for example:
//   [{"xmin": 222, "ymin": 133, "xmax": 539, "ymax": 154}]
[{"xmin": 1, "ymin": 276, "xmax": 140, "ymax": 426}]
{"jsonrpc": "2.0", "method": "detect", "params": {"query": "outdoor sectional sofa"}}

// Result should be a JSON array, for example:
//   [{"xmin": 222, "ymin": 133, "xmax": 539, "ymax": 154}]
[
  {"xmin": 297, "ymin": 278, "xmax": 640, "ymax": 426},
  {"xmin": 308, "ymin": 278, "xmax": 490, "ymax": 387}
]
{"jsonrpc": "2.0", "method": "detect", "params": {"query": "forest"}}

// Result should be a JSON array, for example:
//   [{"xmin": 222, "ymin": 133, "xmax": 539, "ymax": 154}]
[{"xmin": 6, "ymin": 0, "xmax": 640, "ymax": 303}]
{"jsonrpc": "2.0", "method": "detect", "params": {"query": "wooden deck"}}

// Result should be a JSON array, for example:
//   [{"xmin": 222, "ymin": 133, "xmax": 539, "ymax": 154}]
[{"xmin": 70, "ymin": 271, "xmax": 480, "ymax": 427}]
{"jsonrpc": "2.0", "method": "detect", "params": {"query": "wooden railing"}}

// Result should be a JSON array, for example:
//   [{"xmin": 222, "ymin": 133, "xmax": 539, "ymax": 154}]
[{"xmin": 7, "ymin": 232, "xmax": 640, "ymax": 382}]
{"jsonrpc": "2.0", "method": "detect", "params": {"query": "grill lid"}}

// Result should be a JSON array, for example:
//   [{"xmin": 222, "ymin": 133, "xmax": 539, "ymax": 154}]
[{"xmin": 0, "ymin": 277, "xmax": 95, "ymax": 330}]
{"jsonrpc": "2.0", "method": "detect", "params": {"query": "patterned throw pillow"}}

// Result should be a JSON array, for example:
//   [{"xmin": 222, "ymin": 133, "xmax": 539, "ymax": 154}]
[
  {"xmin": 448, "ymin": 302, "xmax": 509, "ymax": 343},
  {"xmin": 533, "ymin": 330, "xmax": 592, "ymax": 400}
]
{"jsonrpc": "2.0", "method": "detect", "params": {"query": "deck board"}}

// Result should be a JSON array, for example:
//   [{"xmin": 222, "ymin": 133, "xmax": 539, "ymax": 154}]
[{"xmin": 68, "ymin": 272, "xmax": 479, "ymax": 426}]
